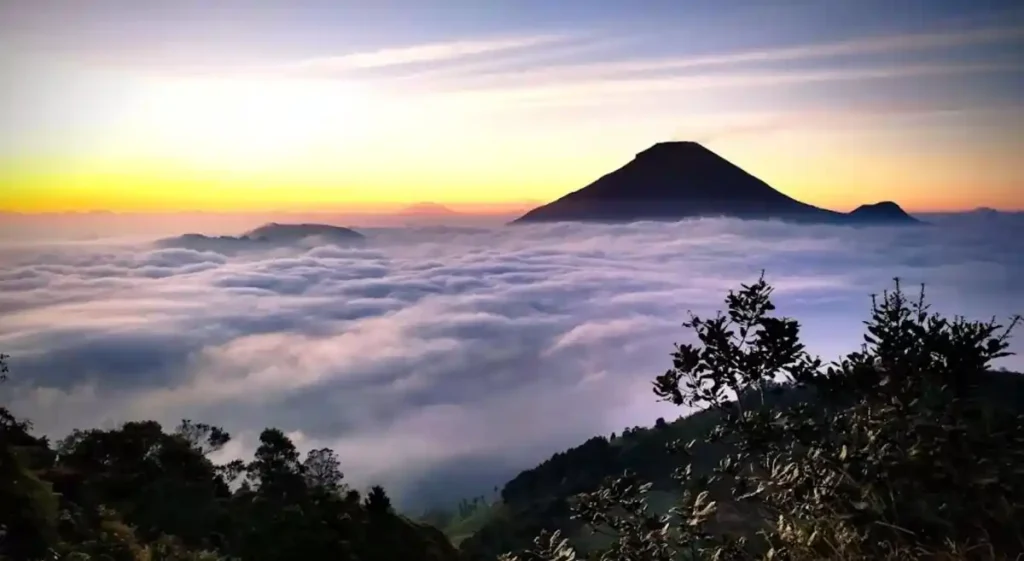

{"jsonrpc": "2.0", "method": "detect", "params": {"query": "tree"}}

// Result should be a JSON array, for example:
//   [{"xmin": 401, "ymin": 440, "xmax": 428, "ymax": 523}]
[
  {"xmin": 303, "ymin": 447, "xmax": 345, "ymax": 492},
  {"xmin": 0, "ymin": 349, "xmax": 460, "ymax": 561},
  {"xmin": 216, "ymin": 459, "xmax": 247, "ymax": 487},
  {"xmin": 175, "ymin": 419, "xmax": 231, "ymax": 457},
  {"xmin": 364, "ymin": 485, "xmax": 393, "ymax": 518},
  {"xmin": 0, "ymin": 353, "xmax": 60, "ymax": 561},
  {"xmin": 247, "ymin": 428, "xmax": 305, "ymax": 500},
  {"xmin": 505, "ymin": 275, "xmax": 1024, "ymax": 561}
]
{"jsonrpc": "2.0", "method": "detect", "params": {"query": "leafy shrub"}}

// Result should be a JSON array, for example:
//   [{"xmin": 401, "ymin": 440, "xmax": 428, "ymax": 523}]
[{"xmin": 504, "ymin": 276, "xmax": 1024, "ymax": 561}]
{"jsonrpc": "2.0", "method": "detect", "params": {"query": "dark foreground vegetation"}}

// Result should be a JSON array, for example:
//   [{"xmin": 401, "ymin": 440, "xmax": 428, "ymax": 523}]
[
  {"xmin": 0, "ymin": 355, "xmax": 459, "ymax": 561},
  {"xmin": 489, "ymin": 277, "xmax": 1024, "ymax": 560},
  {"xmin": 3, "ymin": 276, "xmax": 1023, "ymax": 560}
]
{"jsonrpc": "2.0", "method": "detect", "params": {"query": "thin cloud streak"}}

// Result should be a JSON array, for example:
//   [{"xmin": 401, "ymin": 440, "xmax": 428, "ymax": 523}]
[
  {"xmin": 432, "ymin": 61, "xmax": 1024, "ymax": 108},
  {"xmin": 677, "ymin": 104, "xmax": 1024, "ymax": 143},
  {"xmin": 216, "ymin": 23, "xmax": 1024, "ymax": 85},
  {"xmin": 382, "ymin": 37, "xmax": 631, "ymax": 84},
  {"xmin": 656, "ymin": 24, "xmax": 1024, "ymax": 70},
  {"xmin": 396, "ymin": 24, "xmax": 1024, "ymax": 87},
  {"xmin": 286, "ymin": 33, "xmax": 577, "ymax": 72}
]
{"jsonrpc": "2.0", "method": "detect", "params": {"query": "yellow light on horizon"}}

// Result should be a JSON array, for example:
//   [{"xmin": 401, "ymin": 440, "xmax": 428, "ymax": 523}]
[
  {"xmin": 2, "ymin": 65, "xmax": 1022, "ymax": 214},
  {"xmin": 98, "ymin": 75, "xmax": 380, "ymax": 172}
]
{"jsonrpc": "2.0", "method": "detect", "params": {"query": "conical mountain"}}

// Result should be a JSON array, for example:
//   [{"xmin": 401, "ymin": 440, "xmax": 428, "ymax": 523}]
[{"xmin": 512, "ymin": 141, "xmax": 918, "ymax": 225}]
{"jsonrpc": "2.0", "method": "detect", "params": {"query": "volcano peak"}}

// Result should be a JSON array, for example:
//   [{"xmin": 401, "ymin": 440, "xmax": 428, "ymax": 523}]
[{"xmin": 512, "ymin": 141, "xmax": 920, "ymax": 226}]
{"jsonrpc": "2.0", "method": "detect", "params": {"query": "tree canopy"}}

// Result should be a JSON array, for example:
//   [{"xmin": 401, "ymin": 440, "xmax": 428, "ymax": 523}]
[
  {"xmin": 0, "ymin": 349, "xmax": 460, "ymax": 561},
  {"xmin": 502, "ymin": 276, "xmax": 1024, "ymax": 561}
]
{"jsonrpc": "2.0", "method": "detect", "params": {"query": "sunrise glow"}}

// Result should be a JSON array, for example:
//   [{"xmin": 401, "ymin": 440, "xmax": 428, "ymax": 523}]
[{"xmin": 3, "ymin": 3, "xmax": 1023, "ymax": 214}]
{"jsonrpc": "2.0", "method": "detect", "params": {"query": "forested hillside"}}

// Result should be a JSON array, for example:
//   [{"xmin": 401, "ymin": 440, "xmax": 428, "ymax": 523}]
[
  {"xmin": 455, "ymin": 374, "xmax": 825, "ymax": 558},
  {"xmin": 490, "ymin": 277, "xmax": 1024, "ymax": 560},
  {"xmin": 458, "ymin": 369, "xmax": 1024, "ymax": 559},
  {"xmin": 0, "ymin": 358, "xmax": 462, "ymax": 561}
]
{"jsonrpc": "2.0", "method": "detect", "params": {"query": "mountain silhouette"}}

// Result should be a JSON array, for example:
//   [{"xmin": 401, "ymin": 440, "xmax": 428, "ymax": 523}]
[
  {"xmin": 846, "ymin": 201, "xmax": 918, "ymax": 224},
  {"xmin": 242, "ymin": 222, "xmax": 365, "ymax": 243},
  {"xmin": 399, "ymin": 202, "xmax": 460, "ymax": 215},
  {"xmin": 512, "ymin": 141, "xmax": 920, "ymax": 225},
  {"xmin": 159, "ymin": 223, "xmax": 365, "ymax": 251}
]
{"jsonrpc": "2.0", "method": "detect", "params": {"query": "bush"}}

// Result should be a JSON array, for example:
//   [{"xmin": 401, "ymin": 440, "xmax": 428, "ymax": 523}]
[{"xmin": 504, "ymin": 276, "xmax": 1024, "ymax": 561}]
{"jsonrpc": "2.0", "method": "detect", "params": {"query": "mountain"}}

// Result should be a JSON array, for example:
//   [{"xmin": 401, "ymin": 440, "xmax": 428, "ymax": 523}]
[
  {"xmin": 242, "ymin": 222, "xmax": 366, "ymax": 243},
  {"xmin": 512, "ymin": 141, "xmax": 919, "ymax": 226},
  {"xmin": 846, "ymin": 201, "xmax": 919, "ymax": 224},
  {"xmin": 962, "ymin": 207, "xmax": 1020, "ymax": 218},
  {"xmin": 159, "ymin": 223, "xmax": 365, "ymax": 251},
  {"xmin": 972, "ymin": 207, "xmax": 1002, "ymax": 215},
  {"xmin": 399, "ymin": 203, "xmax": 460, "ymax": 216}
]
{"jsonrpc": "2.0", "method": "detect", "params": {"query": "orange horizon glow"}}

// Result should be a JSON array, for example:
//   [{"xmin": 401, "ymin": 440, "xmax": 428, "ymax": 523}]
[
  {"xmin": 3, "ymin": 20, "xmax": 1023, "ymax": 216},
  {"xmin": 4, "ymin": 136, "xmax": 1021, "ymax": 215}
]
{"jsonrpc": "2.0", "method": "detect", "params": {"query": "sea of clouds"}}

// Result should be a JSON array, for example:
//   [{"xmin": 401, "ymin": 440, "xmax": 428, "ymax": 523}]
[{"xmin": 2, "ymin": 214, "xmax": 1023, "ymax": 508}]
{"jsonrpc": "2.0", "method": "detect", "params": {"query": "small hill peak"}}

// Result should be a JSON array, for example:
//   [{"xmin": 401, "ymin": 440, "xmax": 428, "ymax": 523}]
[
  {"xmin": 399, "ymin": 203, "xmax": 459, "ymax": 216},
  {"xmin": 633, "ymin": 141, "xmax": 720, "ymax": 163},
  {"xmin": 853, "ymin": 201, "xmax": 901, "ymax": 212},
  {"xmin": 847, "ymin": 201, "xmax": 920, "ymax": 225},
  {"xmin": 636, "ymin": 140, "xmax": 704, "ymax": 154}
]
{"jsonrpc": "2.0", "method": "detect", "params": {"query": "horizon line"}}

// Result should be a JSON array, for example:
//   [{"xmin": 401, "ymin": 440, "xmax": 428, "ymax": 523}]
[{"xmin": 2, "ymin": 206, "xmax": 1021, "ymax": 216}]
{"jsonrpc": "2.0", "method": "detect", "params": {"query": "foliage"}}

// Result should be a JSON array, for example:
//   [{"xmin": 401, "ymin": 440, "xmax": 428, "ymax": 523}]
[
  {"xmin": 303, "ymin": 448, "xmax": 345, "ymax": 492},
  {"xmin": 365, "ymin": 485, "xmax": 394, "ymax": 518},
  {"xmin": 503, "ymin": 275, "xmax": 1024, "ymax": 560},
  {"xmin": 0, "ymin": 352, "xmax": 462, "ymax": 561},
  {"xmin": 459, "ymin": 395, "xmax": 727, "ymax": 557}
]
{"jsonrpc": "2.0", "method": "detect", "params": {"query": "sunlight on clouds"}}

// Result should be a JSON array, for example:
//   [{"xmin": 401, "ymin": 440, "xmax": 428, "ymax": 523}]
[
  {"xmin": 287, "ymin": 33, "xmax": 574, "ymax": 71},
  {"xmin": 434, "ymin": 62, "xmax": 1024, "ymax": 108},
  {"xmin": 402, "ymin": 25, "xmax": 1024, "ymax": 91},
  {"xmin": 2, "ymin": 217, "xmax": 1023, "ymax": 505},
  {"xmin": 2, "ymin": 18, "xmax": 1023, "ymax": 212}
]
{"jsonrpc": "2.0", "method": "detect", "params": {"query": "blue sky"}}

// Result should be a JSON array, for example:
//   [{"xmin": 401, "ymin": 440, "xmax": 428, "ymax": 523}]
[{"xmin": 5, "ymin": 0, "xmax": 1020, "ymax": 58}]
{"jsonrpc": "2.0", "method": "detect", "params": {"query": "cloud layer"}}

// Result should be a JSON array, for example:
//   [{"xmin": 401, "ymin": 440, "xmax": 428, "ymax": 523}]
[{"xmin": 2, "ymin": 216, "xmax": 1023, "ymax": 508}]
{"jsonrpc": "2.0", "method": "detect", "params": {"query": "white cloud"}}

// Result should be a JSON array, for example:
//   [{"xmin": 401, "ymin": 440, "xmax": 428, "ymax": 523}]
[
  {"xmin": 429, "ymin": 62, "xmax": 1024, "ymax": 109},
  {"xmin": 391, "ymin": 24, "xmax": 1024, "ymax": 97},
  {"xmin": 1, "ymin": 216, "xmax": 1023, "ymax": 507},
  {"xmin": 284, "ymin": 34, "xmax": 577, "ymax": 72}
]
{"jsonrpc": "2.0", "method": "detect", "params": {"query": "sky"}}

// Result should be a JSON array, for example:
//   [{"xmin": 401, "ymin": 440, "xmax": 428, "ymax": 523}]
[
  {"xmin": 1, "ymin": 0, "xmax": 1022, "ymax": 214},
  {"xmin": 2, "ymin": 214, "xmax": 1023, "ymax": 508}
]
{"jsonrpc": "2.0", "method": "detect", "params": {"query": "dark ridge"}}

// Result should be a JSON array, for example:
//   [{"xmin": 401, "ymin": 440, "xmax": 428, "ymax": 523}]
[
  {"xmin": 512, "ymin": 141, "xmax": 919, "ymax": 226},
  {"xmin": 157, "ymin": 223, "xmax": 365, "ymax": 251},
  {"xmin": 242, "ymin": 222, "xmax": 365, "ymax": 242},
  {"xmin": 847, "ymin": 201, "xmax": 921, "ymax": 225},
  {"xmin": 968, "ymin": 207, "xmax": 1002, "ymax": 217},
  {"xmin": 399, "ymin": 203, "xmax": 460, "ymax": 216}
]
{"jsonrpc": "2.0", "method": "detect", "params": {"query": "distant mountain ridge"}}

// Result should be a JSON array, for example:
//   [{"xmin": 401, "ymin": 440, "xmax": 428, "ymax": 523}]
[
  {"xmin": 158, "ymin": 222, "xmax": 365, "ymax": 251},
  {"xmin": 513, "ymin": 141, "xmax": 921, "ymax": 226},
  {"xmin": 242, "ymin": 222, "xmax": 365, "ymax": 242},
  {"xmin": 847, "ymin": 201, "xmax": 918, "ymax": 224},
  {"xmin": 399, "ymin": 203, "xmax": 460, "ymax": 216}
]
